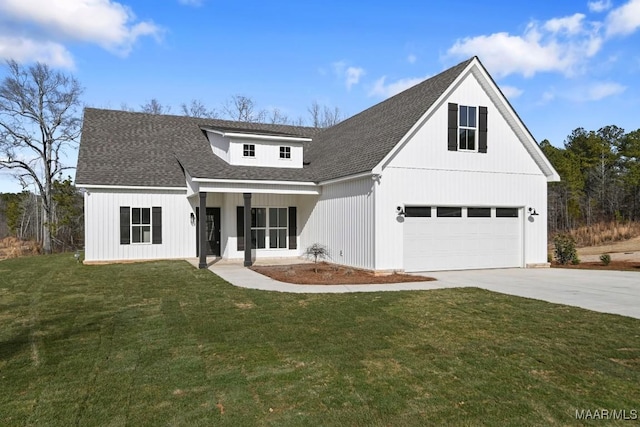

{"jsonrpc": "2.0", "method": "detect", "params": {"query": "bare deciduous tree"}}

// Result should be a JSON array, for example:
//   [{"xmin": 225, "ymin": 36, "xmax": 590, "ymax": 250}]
[
  {"xmin": 308, "ymin": 100, "xmax": 342, "ymax": 128},
  {"xmin": 268, "ymin": 107, "xmax": 290, "ymax": 125},
  {"xmin": 180, "ymin": 99, "xmax": 218, "ymax": 118},
  {"xmin": 140, "ymin": 98, "xmax": 171, "ymax": 115},
  {"xmin": 223, "ymin": 95, "xmax": 265, "ymax": 122},
  {"xmin": 0, "ymin": 60, "xmax": 83, "ymax": 253}
]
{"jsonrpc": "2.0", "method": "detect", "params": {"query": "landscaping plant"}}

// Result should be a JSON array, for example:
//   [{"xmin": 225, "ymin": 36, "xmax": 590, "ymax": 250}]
[
  {"xmin": 303, "ymin": 243, "xmax": 330, "ymax": 273},
  {"xmin": 553, "ymin": 234, "xmax": 579, "ymax": 265}
]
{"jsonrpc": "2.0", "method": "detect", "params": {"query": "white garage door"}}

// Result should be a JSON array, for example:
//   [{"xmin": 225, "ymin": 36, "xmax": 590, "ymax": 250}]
[{"xmin": 403, "ymin": 207, "xmax": 522, "ymax": 272}]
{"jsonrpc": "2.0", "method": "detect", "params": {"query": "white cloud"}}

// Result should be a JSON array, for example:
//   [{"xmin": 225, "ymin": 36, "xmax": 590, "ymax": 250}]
[
  {"xmin": 332, "ymin": 61, "xmax": 366, "ymax": 90},
  {"xmin": 584, "ymin": 82, "xmax": 626, "ymax": 100},
  {"xmin": 588, "ymin": 0, "xmax": 612, "ymax": 12},
  {"xmin": 0, "ymin": 0, "xmax": 162, "ymax": 65},
  {"xmin": 605, "ymin": 0, "xmax": 640, "ymax": 37},
  {"xmin": 544, "ymin": 13, "xmax": 586, "ymax": 35},
  {"xmin": 369, "ymin": 75, "xmax": 427, "ymax": 98},
  {"xmin": 447, "ymin": 14, "xmax": 602, "ymax": 78},
  {"xmin": 0, "ymin": 36, "xmax": 75, "ymax": 68},
  {"xmin": 538, "ymin": 90, "xmax": 556, "ymax": 105},
  {"xmin": 407, "ymin": 54, "xmax": 417, "ymax": 64},
  {"xmin": 345, "ymin": 67, "xmax": 365, "ymax": 90},
  {"xmin": 500, "ymin": 85, "xmax": 524, "ymax": 99}
]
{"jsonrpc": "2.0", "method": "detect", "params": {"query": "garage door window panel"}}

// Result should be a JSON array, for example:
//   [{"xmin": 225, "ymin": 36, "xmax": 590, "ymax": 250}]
[
  {"xmin": 496, "ymin": 208, "xmax": 519, "ymax": 218},
  {"xmin": 405, "ymin": 206, "xmax": 431, "ymax": 217},
  {"xmin": 467, "ymin": 207, "xmax": 491, "ymax": 218},
  {"xmin": 437, "ymin": 207, "xmax": 462, "ymax": 217}
]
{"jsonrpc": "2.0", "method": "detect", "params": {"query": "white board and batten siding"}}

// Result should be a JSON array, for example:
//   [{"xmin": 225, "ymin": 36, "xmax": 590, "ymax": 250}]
[
  {"xmin": 301, "ymin": 177, "xmax": 375, "ymax": 270},
  {"xmin": 84, "ymin": 189, "xmax": 194, "ymax": 262},
  {"xmin": 374, "ymin": 69, "xmax": 549, "ymax": 271}
]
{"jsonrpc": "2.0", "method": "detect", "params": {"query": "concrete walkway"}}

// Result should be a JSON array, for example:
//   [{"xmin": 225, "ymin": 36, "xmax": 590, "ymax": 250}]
[{"xmin": 187, "ymin": 259, "xmax": 640, "ymax": 319}]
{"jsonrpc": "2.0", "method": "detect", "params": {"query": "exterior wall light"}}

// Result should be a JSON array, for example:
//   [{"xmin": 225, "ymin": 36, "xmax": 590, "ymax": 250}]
[
  {"xmin": 190, "ymin": 212, "xmax": 196, "ymax": 226},
  {"xmin": 528, "ymin": 207, "xmax": 539, "ymax": 216},
  {"xmin": 396, "ymin": 206, "xmax": 405, "ymax": 216}
]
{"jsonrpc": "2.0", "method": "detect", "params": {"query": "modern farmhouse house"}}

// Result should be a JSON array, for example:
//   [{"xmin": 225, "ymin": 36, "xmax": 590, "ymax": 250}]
[{"xmin": 76, "ymin": 57, "xmax": 560, "ymax": 272}]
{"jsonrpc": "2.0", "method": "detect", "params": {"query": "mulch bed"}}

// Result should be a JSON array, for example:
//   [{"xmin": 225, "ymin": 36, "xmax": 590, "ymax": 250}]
[
  {"xmin": 251, "ymin": 262, "xmax": 435, "ymax": 285},
  {"xmin": 551, "ymin": 260, "xmax": 640, "ymax": 271}
]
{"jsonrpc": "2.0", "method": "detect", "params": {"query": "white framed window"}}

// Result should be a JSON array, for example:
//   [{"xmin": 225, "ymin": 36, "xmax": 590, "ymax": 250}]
[
  {"xmin": 243, "ymin": 144, "xmax": 255, "ymax": 157},
  {"xmin": 459, "ymin": 105, "xmax": 477, "ymax": 151},
  {"xmin": 279, "ymin": 146, "xmax": 291, "ymax": 159},
  {"xmin": 250, "ymin": 207, "xmax": 266, "ymax": 248},
  {"xmin": 268, "ymin": 208, "xmax": 288, "ymax": 248},
  {"xmin": 248, "ymin": 207, "xmax": 288, "ymax": 249},
  {"xmin": 131, "ymin": 207, "xmax": 151, "ymax": 243}
]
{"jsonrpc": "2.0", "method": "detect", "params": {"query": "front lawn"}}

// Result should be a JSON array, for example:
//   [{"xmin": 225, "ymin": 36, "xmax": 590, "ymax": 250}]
[{"xmin": 1, "ymin": 255, "xmax": 639, "ymax": 426}]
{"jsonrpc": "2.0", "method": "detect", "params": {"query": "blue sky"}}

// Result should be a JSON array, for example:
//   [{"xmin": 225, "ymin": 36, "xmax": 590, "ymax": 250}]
[{"xmin": 1, "ymin": 0, "xmax": 639, "ymax": 193}]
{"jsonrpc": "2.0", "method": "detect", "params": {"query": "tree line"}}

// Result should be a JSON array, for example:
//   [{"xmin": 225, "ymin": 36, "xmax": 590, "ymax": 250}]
[
  {"xmin": 540, "ymin": 125, "xmax": 640, "ymax": 232},
  {"xmin": 123, "ymin": 96, "xmax": 343, "ymax": 128}
]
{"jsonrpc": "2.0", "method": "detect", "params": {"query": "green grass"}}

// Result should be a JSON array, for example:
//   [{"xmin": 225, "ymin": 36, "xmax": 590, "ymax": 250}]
[{"xmin": 1, "ymin": 255, "xmax": 639, "ymax": 426}]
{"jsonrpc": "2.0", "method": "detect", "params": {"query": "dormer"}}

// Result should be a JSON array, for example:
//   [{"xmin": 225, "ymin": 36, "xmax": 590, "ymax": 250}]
[{"xmin": 202, "ymin": 127, "xmax": 310, "ymax": 169}]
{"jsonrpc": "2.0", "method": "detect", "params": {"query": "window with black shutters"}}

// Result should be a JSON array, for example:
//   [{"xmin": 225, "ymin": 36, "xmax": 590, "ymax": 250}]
[{"xmin": 120, "ymin": 207, "xmax": 162, "ymax": 245}]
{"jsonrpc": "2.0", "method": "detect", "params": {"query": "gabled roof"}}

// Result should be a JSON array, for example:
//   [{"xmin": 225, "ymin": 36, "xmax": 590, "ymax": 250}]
[
  {"xmin": 306, "ymin": 58, "xmax": 473, "ymax": 182},
  {"xmin": 78, "ymin": 57, "xmax": 557, "ymax": 187}
]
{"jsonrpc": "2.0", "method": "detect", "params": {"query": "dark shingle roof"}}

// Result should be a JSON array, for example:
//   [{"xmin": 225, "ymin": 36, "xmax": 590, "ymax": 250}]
[
  {"xmin": 76, "ymin": 110, "xmax": 320, "ymax": 186},
  {"xmin": 76, "ymin": 58, "xmax": 473, "ymax": 186},
  {"xmin": 306, "ymin": 58, "xmax": 472, "ymax": 181}
]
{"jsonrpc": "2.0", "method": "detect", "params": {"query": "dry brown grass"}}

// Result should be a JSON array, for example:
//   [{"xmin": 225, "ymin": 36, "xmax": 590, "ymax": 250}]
[
  {"xmin": 0, "ymin": 236, "xmax": 41, "ymax": 259},
  {"xmin": 552, "ymin": 221, "xmax": 640, "ymax": 248}
]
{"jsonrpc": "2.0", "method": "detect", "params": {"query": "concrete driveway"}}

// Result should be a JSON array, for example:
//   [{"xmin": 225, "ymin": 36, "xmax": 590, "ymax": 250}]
[
  {"xmin": 194, "ymin": 259, "xmax": 640, "ymax": 320},
  {"xmin": 427, "ymin": 268, "xmax": 640, "ymax": 319}
]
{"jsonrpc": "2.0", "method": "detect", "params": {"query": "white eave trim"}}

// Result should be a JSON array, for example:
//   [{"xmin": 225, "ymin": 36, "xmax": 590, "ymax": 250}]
[
  {"xmin": 202, "ymin": 128, "xmax": 311, "ymax": 143},
  {"xmin": 192, "ymin": 178, "xmax": 317, "ymax": 187},
  {"xmin": 319, "ymin": 171, "xmax": 373, "ymax": 186},
  {"xmin": 76, "ymin": 184, "xmax": 188, "ymax": 191}
]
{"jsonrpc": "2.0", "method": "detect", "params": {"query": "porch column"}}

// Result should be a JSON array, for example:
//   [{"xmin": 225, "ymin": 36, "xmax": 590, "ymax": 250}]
[
  {"xmin": 198, "ymin": 192, "xmax": 207, "ymax": 269},
  {"xmin": 243, "ymin": 192, "xmax": 252, "ymax": 267}
]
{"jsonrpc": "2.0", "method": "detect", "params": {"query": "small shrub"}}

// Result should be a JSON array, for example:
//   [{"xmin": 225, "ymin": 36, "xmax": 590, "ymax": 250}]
[
  {"xmin": 553, "ymin": 234, "xmax": 578, "ymax": 265},
  {"xmin": 600, "ymin": 253, "xmax": 611, "ymax": 266},
  {"xmin": 304, "ymin": 243, "xmax": 330, "ymax": 273}
]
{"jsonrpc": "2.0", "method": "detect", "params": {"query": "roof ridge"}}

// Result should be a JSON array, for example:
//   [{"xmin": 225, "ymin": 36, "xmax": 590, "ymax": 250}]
[{"xmin": 316, "ymin": 57, "xmax": 475, "ymax": 136}]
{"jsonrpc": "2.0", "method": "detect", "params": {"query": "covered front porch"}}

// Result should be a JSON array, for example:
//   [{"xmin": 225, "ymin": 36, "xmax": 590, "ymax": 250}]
[{"xmin": 186, "ymin": 178, "xmax": 320, "ymax": 269}]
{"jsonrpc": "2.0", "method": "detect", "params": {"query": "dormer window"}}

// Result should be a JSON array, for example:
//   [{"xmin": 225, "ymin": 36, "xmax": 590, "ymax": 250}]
[
  {"xmin": 279, "ymin": 146, "xmax": 291, "ymax": 159},
  {"xmin": 243, "ymin": 144, "xmax": 255, "ymax": 157}
]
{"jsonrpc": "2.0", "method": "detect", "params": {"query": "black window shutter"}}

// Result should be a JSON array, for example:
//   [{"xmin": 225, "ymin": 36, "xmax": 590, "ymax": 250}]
[
  {"xmin": 448, "ymin": 103, "xmax": 458, "ymax": 151},
  {"xmin": 152, "ymin": 207, "xmax": 162, "ymax": 244},
  {"xmin": 479, "ymin": 106, "xmax": 488, "ymax": 153},
  {"xmin": 288, "ymin": 207, "xmax": 297, "ymax": 250},
  {"xmin": 120, "ymin": 207, "xmax": 130, "ymax": 245},
  {"xmin": 236, "ymin": 206, "xmax": 244, "ymax": 251}
]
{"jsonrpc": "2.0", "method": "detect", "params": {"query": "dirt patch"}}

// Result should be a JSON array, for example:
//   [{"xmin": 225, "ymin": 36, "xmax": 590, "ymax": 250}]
[
  {"xmin": 552, "ymin": 260, "xmax": 640, "ymax": 272},
  {"xmin": 251, "ymin": 262, "xmax": 435, "ymax": 285},
  {"xmin": 576, "ymin": 235, "xmax": 640, "ymax": 256}
]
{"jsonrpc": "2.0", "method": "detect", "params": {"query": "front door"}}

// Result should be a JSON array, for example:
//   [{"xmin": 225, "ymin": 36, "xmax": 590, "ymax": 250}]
[{"xmin": 196, "ymin": 207, "xmax": 221, "ymax": 256}]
